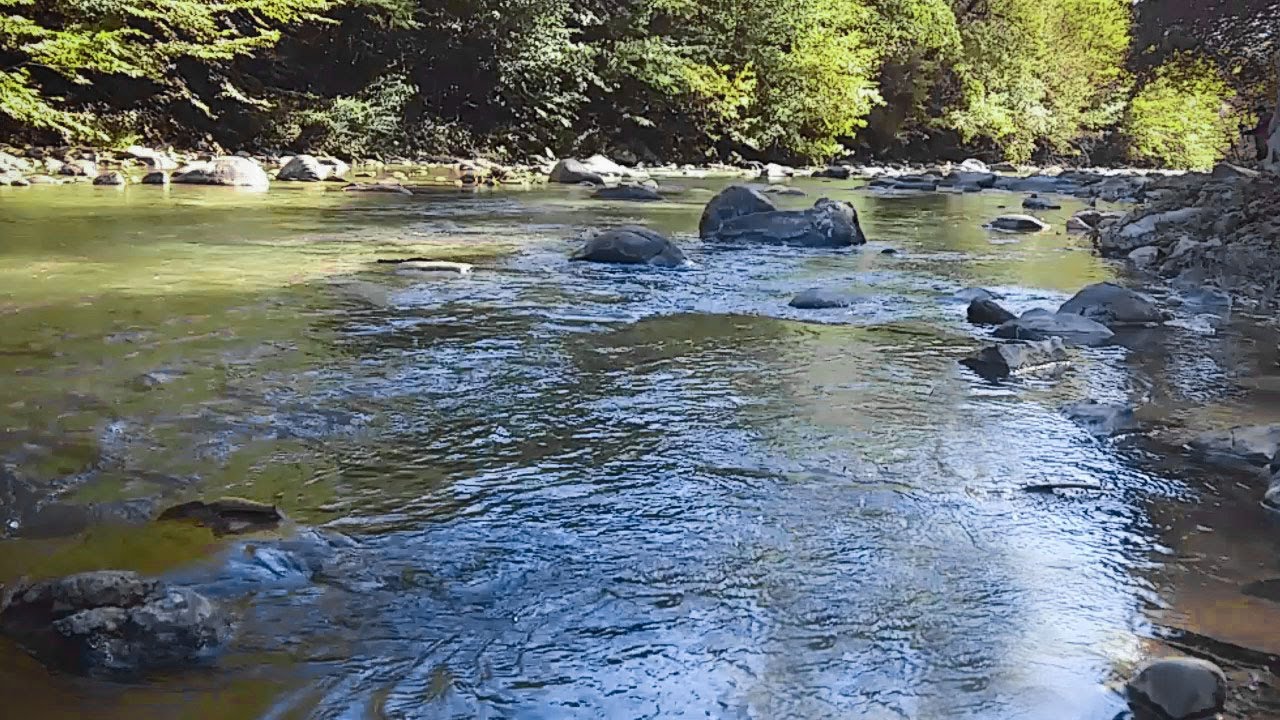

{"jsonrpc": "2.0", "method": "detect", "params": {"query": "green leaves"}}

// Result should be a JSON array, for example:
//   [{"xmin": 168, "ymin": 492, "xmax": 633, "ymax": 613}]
[{"xmin": 1123, "ymin": 54, "xmax": 1238, "ymax": 170}]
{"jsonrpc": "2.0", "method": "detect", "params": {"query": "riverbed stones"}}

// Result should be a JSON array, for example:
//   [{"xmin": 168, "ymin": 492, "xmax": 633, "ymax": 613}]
[
  {"xmin": 0, "ymin": 149, "xmax": 30, "ymax": 173},
  {"xmin": 157, "ymin": 497, "xmax": 284, "ymax": 535},
  {"xmin": 967, "ymin": 298, "xmax": 1016, "ymax": 325},
  {"xmin": 789, "ymin": 288, "xmax": 857, "ymax": 309},
  {"xmin": 1189, "ymin": 424, "xmax": 1280, "ymax": 468},
  {"xmin": 570, "ymin": 226, "xmax": 688, "ymax": 268},
  {"xmin": 960, "ymin": 338, "xmax": 1068, "ymax": 381},
  {"xmin": 987, "ymin": 214, "xmax": 1050, "ymax": 232},
  {"xmin": 1058, "ymin": 282, "xmax": 1167, "ymax": 326},
  {"xmin": 1126, "ymin": 657, "xmax": 1226, "ymax": 720},
  {"xmin": 704, "ymin": 196, "xmax": 867, "ymax": 248},
  {"xmin": 92, "ymin": 171, "xmax": 126, "ymax": 186},
  {"xmin": 699, "ymin": 185, "xmax": 778, "ymax": 237},
  {"xmin": 277, "ymin": 154, "xmax": 329, "ymax": 181},
  {"xmin": 1062, "ymin": 400, "xmax": 1138, "ymax": 436},
  {"xmin": 592, "ymin": 184, "xmax": 662, "ymax": 201},
  {"xmin": 994, "ymin": 310, "xmax": 1115, "ymax": 345},
  {"xmin": 0, "ymin": 571, "xmax": 229, "ymax": 677},
  {"xmin": 173, "ymin": 156, "xmax": 269, "ymax": 189}
]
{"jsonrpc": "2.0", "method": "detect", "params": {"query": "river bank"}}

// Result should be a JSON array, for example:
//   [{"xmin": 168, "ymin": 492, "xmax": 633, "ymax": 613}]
[{"xmin": 1, "ymin": 169, "xmax": 1279, "ymax": 718}]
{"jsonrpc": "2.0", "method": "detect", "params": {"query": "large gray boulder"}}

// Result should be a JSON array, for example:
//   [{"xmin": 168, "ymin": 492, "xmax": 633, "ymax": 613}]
[
  {"xmin": 570, "ymin": 226, "xmax": 688, "ymax": 268},
  {"xmin": 699, "ymin": 185, "xmax": 778, "ymax": 238},
  {"xmin": 277, "ymin": 154, "xmax": 329, "ymax": 181},
  {"xmin": 123, "ymin": 146, "xmax": 178, "ymax": 171},
  {"xmin": 1189, "ymin": 424, "xmax": 1280, "ymax": 468},
  {"xmin": 592, "ymin": 184, "xmax": 662, "ymax": 201},
  {"xmin": 987, "ymin": 214, "xmax": 1050, "ymax": 232},
  {"xmin": 0, "ymin": 571, "xmax": 229, "ymax": 677},
  {"xmin": 709, "ymin": 198, "xmax": 868, "ymax": 248},
  {"xmin": 967, "ymin": 298, "xmax": 1016, "ymax": 326},
  {"xmin": 1058, "ymin": 282, "xmax": 1167, "ymax": 326},
  {"xmin": 994, "ymin": 310, "xmax": 1114, "ymax": 345},
  {"xmin": 1126, "ymin": 657, "xmax": 1226, "ymax": 720},
  {"xmin": 789, "ymin": 288, "xmax": 857, "ymax": 309},
  {"xmin": 173, "ymin": 156, "xmax": 269, "ymax": 189},
  {"xmin": 944, "ymin": 171, "xmax": 997, "ymax": 189},
  {"xmin": 960, "ymin": 338, "xmax": 1068, "ymax": 381},
  {"xmin": 550, "ymin": 158, "xmax": 604, "ymax": 185}
]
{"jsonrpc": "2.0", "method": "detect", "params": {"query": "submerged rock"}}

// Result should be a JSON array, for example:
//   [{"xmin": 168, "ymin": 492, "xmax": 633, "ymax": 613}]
[
  {"xmin": 789, "ymin": 288, "xmax": 857, "ymax": 309},
  {"xmin": 1188, "ymin": 424, "xmax": 1280, "ymax": 468},
  {"xmin": 960, "ymin": 338, "xmax": 1067, "ymax": 381},
  {"xmin": 967, "ymin": 298, "xmax": 1016, "ymax": 326},
  {"xmin": 592, "ymin": 184, "xmax": 662, "ymax": 201},
  {"xmin": 0, "ymin": 571, "xmax": 229, "ymax": 677},
  {"xmin": 699, "ymin": 185, "xmax": 778, "ymax": 238},
  {"xmin": 1062, "ymin": 400, "xmax": 1138, "ymax": 437},
  {"xmin": 987, "ymin": 214, "xmax": 1049, "ymax": 232},
  {"xmin": 1126, "ymin": 657, "xmax": 1226, "ymax": 720},
  {"xmin": 157, "ymin": 497, "xmax": 284, "ymax": 535},
  {"xmin": 994, "ymin": 311, "xmax": 1114, "ymax": 345},
  {"xmin": 708, "ymin": 197, "xmax": 868, "ymax": 247},
  {"xmin": 1021, "ymin": 194, "xmax": 1061, "ymax": 210},
  {"xmin": 1058, "ymin": 282, "xmax": 1167, "ymax": 326},
  {"xmin": 173, "ymin": 157, "xmax": 269, "ymax": 189},
  {"xmin": 92, "ymin": 172, "xmax": 126, "ymax": 186},
  {"xmin": 892, "ymin": 179, "xmax": 939, "ymax": 192},
  {"xmin": 570, "ymin": 226, "xmax": 688, "ymax": 268}
]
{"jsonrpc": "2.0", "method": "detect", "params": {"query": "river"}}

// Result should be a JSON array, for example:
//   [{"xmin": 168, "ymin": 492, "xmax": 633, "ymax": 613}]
[{"xmin": 0, "ymin": 177, "xmax": 1278, "ymax": 719}]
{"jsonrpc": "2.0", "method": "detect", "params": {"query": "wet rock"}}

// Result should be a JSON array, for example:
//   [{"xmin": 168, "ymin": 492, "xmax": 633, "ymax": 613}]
[
  {"xmin": 951, "ymin": 287, "xmax": 1004, "ymax": 303},
  {"xmin": 789, "ymin": 288, "xmax": 857, "ymax": 309},
  {"xmin": 1062, "ymin": 400, "xmax": 1138, "ymax": 437},
  {"xmin": 1021, "ymin": 194, "xmax": 1061, "ymax": 210},
  {"xmin": 25, "ymin": 174, "xmax": 62, "ymax": 185},
  {"xmin": 892, "ymin": 179, "xmax": 939, "ymax": 191},
  {"xmin": 342, "ymin": 181, "xmax": 412, "ymax": 195},
  {"xmin": 1058, "ymin": 282, "xmax": 1167, "ymax": 327},
  {"xmin": 1265, "ymin": 472, "xmax": 1280, "ymax": 511},
  {"xmin": 123, "ymin": 146, "xmax": 178, "ymax": 171},
  {"xmin": 960, "ymin": 338, "xmax": 1068, "ymax": 381},
  {"xmin": 0, "ymin": 571, "xmax": 229, "ymax": 677},
  {"xmin": 320, "ymin": 157, "xmax": 350, "ymax": 179},
  {"xmin": 987, "ymin": 214, "xmax": 1049, "ymax": 232},
  {"xmin": 1126, "ymin": 657, "xmax": 1226, "ymax": 720},
  {"xmin": 1189, "ymin": 424, "xmax": 1280, "ymax": 468},
  {"xmin": 708, "ymin": 198, "xmax": 867, "ymax": 247},
  {"xmin": 1100, "ymin": 207, "xmax": 1208, "ymax": 256},
  {"xmin": 1083, "ymin": 175, "xmax": 1150, "ymax": 202},
  {"xmin": 569, "ymin": 226, "xmax": 689, "ymax": 268},
  {"xmin": 994, "ymin": 311, "xmax": 1114, "ymax": 345},
  {"xmin": 699, "ymin": 185, "xmax": 778, "ymax": 238},
  {"xmin": 592, "ymin": 184, "xmax": 662, "ymax": 201},
  {"xmin": 277, "ymin": 154, "xmax": 329, "ymax": 181},
  {"xmin": 59, "ymin": 159, "xmax": 97, "ymax": 177},
  {"xmin": 945, "ymin": 171, "xmax": 997, "ymax": 189},
  {"xmin": 1128, "ymin": 246, "xmax": 1159, "ymax": 268},
  {"xmin": 140, "ymin": 171, "xmax": 170, "ymax": 185},
  {"xmin": 1175, "ymin": 286, "xmax": 1232, "ymax": 311},
  {"xmin": 994, "ymin": 174, "xmax": 1078, "ymax": 194},
  {"xmin": 813, "ymin": 165, "xmax": 851, "ymax": 179},
  {"xmin": 92, "ymin": 171, "xmax": 126, "ymax": 186},
  {"xmin": 967, "ymin": 298, "xmax": 1016, "ymax": 326},
  {"xmin": 173, "ymin": 156, "xmax": 269, "ymax": 189},
  {"xmin": 0, "ymin": 149, "xmax": 31, "ymax": 173},
  {"xmin": 157, "ymin": 497, "xmax": 284, "ymax": 535},
  {"xmin": 550, "ymin": 159, "xmax": 603, "ymax": 185}
]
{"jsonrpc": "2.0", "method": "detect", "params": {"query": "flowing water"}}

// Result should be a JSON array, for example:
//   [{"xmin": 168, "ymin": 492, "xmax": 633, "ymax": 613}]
[{"xmin": 1, "ymin": 178, "xmax": 1278, "ymax": 719}]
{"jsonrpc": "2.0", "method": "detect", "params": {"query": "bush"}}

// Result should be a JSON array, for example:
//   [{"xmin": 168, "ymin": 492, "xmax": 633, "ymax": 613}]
[
  {"xmin": 1122, "ymin": 55, "xmax": 1238, "ymax": 170},
  {"xmin": 283, "ymin": 74, "xmax": 417, "ymax": 157}
]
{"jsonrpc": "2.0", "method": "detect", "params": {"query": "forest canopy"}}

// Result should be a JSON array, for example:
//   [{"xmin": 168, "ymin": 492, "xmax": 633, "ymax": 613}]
[{"xmin": 0, "ymin": 0, "xmax": 1272, "ymax": 168}]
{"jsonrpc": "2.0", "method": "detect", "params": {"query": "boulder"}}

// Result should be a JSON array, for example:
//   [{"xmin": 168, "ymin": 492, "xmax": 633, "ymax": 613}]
[
  {"xmin": 993, "ymin": 175, "xmax": 1078, "ymax": 193},
  {"xmin": 141, "ymin": 171, "xmax": 170, "ymax": 186},
  {"xmin": 1058, "ymin": 282, "xmax": 1166, "ymax": 326},
  {"xmin": 698, "ymin": 185, "xmax": 778, "ymax": 238},
  {"xmin": 960, "ymin": 338, "xmax": 1068, "ymax": 381},
  {"xmin": 1062, "ymin": 401, "xmax": 1139, "ymax": 437},
  {"xmin": 569, "ymin": 226, "xmax": 689, "ymax": 268},
  {"xmin": 987, "ymin": 214, "xmax": 1049, "ymax": 232},
  {"xmin": 92, "ymin": 172, "xmax": 126, "ymax": 186},
  {"xmin": 1127, "ymin": 246, "xmax": 1159, "ymax": 268},
  {"xmin": 0, "ymin": 149, "xmax": 31, "ymax": 173},
  {"xmin": 157, "ymin": 497, "xmax": 284, "ymax": 535},
  {"xmin": 26, "ymin": 174, "xmax": 61, "ymax": 185},
  {"xmin": 945, "ymin": 171, "xmax": 997, "ymax": 189},
  {"xmin": 592, "ymin": 185, "xmax": 662, "ymax": 202},
  {"xmin": 0, "ymin": 571, "xmax": 229, "ymax": 677},
  {"xmin": 709, "ymin": 198, "xmax": 867, "ymax": 248},
  {"xmin": 967, "ymin": 298, "xmax": 1016, "ymax": 326},
  {"xmin": 123, "ymin": 146, "xmax": 178, "ymax": 171},
  {"xmin": 1084, "ymin": 176, "xmax": 1149, "ymax": 202},
  {"xmin": 550, "ymin": 158, "xmax": 605, "ymax": 185},
  {"xmin": 1099, "ymin": 207, "xmax": 1207, "ymax": 257},
  {"xmin": 1126, "ymin": 657, "xmax": 1226, "ymax": 720},
  {"xmin": 1021, "ymin": 194, "xmax": 1061, "ymax": 210},
  {"xmin": 759, "ymin": 163, "xmax": 793, "ymax": 179},
  {"xmin": 277, "ymin": 154, "xmax": 329, "ymax": 181},
  {"xmin": 321, "ymin": 157, "xmax": 350, "ymax": 179},
  {"xmin": 813, "ymin": 165, "xmax": 851, "ymax": 179},
  {"xmin": 892, "ymin": 179, "xmax": 939, "ymax": 191},
  {"xmin": 173, "ymin": 156, "xmax": 269, "ymax": 188},
  {"xmin": 994, "ymin": 311, "xmax": 1114, "ymax": 345},
  {"xmin": 958, "ymin": 158, "xmax": 989, "ymax": 173},
  {"xmin": 59, "ymin": 159, "xmax": 97, "ymax": 177},
  {"xmin": 1210, "ymin": 162, "xmax": 1259, "ymax": 180},
  {"xmin": 1189, "ymin": 424, "xmax": 1280, "ymax": 468},
  {"xmin": 789, "ymin": 288, "xmax": 857, "ymax": 309}
]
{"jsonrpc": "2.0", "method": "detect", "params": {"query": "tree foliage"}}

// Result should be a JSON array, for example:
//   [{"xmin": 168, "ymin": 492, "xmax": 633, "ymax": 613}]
[{"xmin": 1122, "ymin": 55, "xmax": 1239, "ymax": 171}]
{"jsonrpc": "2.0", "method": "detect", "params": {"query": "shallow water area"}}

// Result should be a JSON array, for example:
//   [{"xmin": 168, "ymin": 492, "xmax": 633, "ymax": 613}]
[{"xmin": 1, "ymin": 176, "xmax": 1277, "ymax": 719}]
